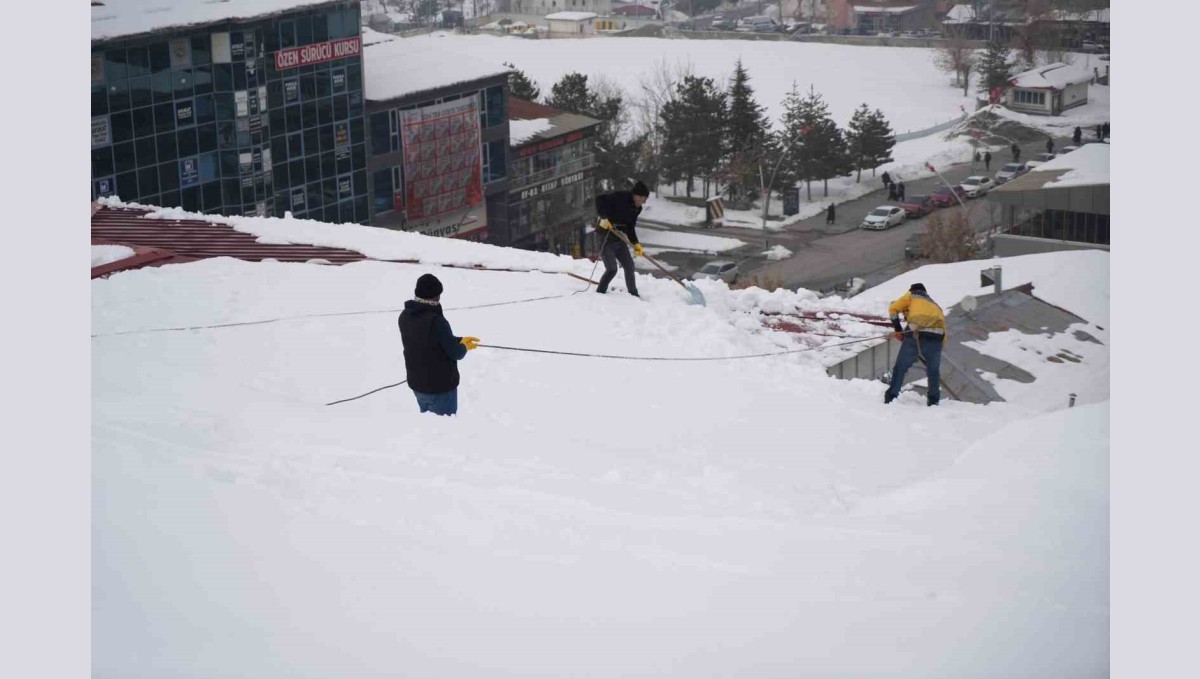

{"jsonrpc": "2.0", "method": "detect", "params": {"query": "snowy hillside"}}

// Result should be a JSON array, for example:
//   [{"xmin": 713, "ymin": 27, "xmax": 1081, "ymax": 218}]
[
  {"xmin": 92, "ymin": 212, "xmax": 1109, "ymax": 678},
  {"xmin": 392, "ymin": 33, "xmax": 974, "ymax": 132}
]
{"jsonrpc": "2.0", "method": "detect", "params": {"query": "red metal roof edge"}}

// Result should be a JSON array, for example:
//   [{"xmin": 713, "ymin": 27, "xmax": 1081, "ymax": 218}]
[{"xmin": 508, "ymin": 97, "xmax": 563, "ymax": 120}]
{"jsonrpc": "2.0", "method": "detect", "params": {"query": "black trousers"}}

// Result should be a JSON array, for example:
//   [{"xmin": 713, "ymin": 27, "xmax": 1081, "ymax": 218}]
[{"xmin": 596, "ymin": 239, "xmax": 639, "ymax": 296}]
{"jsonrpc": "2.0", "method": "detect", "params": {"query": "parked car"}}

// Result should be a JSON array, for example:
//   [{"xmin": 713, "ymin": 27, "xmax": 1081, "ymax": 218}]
[
  {"xmin": 904, "ymin": 232, "xmax": 925, "ymax": 259},
  {"xmin": 930, "ymin": 185, "xmax": 966, "ymax": 207},
  {"xmin": 752, "ymin": 19, "xmax": 783, "ymax": 33},
  {"xmin": 1024, "ymin": 152, "xmax": 1056, "ymax": 168},
  {"xmin": 994, "ymin": 162, "xmax": 1027, "ymax": 184},
  {"xmin": 692, "ymin": 260, "xmax": 739, "ymax": 284},
  {"xmin": 1081, "ymin": 40, "xmax": 1105, "ymax": 52},
  {"xmin": 959, "ymin": 175, "xmax": 995, "ymax": 198},
  {"xmin": 899, "ymin": 194, "xmax": 935, "ymax": 218},
  {"xmin": 710, "ymin": 17, "xmax": 735, "ymax": 31},
  {"xmin": 861, "ymin": 205, "xmax": 906, "ymax": 230}
]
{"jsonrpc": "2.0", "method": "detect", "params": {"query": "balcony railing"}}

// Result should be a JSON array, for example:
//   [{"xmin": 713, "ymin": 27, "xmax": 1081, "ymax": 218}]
[{"xmin": 509, "ymin": 154, "xmax": 596, "ymax": 191}]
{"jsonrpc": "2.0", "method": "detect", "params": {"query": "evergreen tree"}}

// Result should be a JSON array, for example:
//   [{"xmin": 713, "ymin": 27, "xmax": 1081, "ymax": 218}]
[
  {"xmin": 846, "ymin": 105, "xmax": 896, "ymax": 182},
  {"xmin": 546, "ymin": 72, "xmax": 595, "ymax": 115},
  {"xmin": 780, "ymin": 85, "xmax": 848, "ymax": 200},
  {"xmin": 976, "ymin": 40, "xmax": 1013, "ymax": 94},
  {"xmin": 503, "ymin": 62, "xmax": 540, "ymax": 101},
  {"xmin": 723, "ymin": 59, "xmax": 771, "ymax": 207},
  {"xmin": 657, "ymin": 75, "xmax": 727, "ymax": 198},
  {"xmin": 865, "ymin": 108, "xmax": 895, "ymax": 177}
]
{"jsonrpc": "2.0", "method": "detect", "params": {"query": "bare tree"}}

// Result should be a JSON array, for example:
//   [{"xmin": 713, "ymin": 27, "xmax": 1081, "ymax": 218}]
[
  {"xmin": 933, "ymin": 35, "xmax": 977, "ymax": 97},
  {"xmin": 630, "ymin": 58, "xmax": 693, "ymax": 192},
  {"xmin": 919, "ymin": 208, "xmax": 979, "ymax": 264},
  {"xmin": 1012, "ymin": 0, "xmax": 1051, "ymax": 70}
]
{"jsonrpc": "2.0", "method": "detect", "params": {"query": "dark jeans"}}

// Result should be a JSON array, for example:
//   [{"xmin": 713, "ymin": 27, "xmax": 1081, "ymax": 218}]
[
  {"xmin": 596, "ymin": 239, "xmax": 639, "ymax": 296},
  {"xmin": 413, "ymin": 388, "xmax": 457, "ymax": 416},
  {"xmin": 886, "ymin": 332, "xmax": 944, "ymax": 404}
]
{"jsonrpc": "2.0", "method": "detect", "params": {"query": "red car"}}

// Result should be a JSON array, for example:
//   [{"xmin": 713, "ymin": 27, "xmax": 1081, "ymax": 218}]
[
  {"xmin": 900, "ymin": 194, "xmax": 935, "ymax": 218},
  {"xmin": 930, "ymin": 185, "xmax": 966, "ymax": 208}
]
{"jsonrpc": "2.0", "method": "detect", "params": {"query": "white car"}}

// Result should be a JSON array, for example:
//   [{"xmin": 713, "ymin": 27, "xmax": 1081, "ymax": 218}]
[
  {"xmin": 691, "ymin": 260, "xmax": 739, "ymax": 284},
  {"xmin": 959, "ymin": 175, "xmax": 994, "ymax": 198},
  {"xmin": 861, "ymin": 205, "xmax": 905, "ymax": 230},
  {"xmin": 994, "ymin": 162, "xmax": 1027, "ymax": 184},
  {"xmin": 1024, "ymin": 152, "xmax": 1057, "ymax": 168}
]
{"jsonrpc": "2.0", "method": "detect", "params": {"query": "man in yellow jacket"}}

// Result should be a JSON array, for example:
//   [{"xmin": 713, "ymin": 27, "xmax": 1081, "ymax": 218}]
[{"xmin": 884, "ymin": 282, "xmax": 946, "ymax": 406}]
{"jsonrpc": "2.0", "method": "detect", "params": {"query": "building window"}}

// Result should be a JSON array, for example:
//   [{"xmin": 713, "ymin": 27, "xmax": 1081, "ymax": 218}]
[
  {"xmin": 480, "ymin": 85, "xmax": 506, "ymax": 129},
  {"xmin": 1013, "ymin": 89, "xmax": 1046, "ymax": 107},
  {"xmin": 483, "ymin": 140, "xmax": 507, "ymax": 183}
]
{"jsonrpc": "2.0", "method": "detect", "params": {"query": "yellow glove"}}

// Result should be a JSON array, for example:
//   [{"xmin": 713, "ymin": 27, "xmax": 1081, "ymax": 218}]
[
  {"xmin": 633, "ymin": 244, "xmax": 644, "ymax": 257},
  {"xmin": 598, "ymin": 219, "xmax": 613, "ymax": 231},
  {"xmin": 460, "ymin": 336, "xmax": 480, "ymax": 351}
]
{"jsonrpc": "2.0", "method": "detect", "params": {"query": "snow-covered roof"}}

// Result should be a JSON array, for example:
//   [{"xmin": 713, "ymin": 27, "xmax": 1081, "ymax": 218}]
[
  {"xmin": 510, "ymin": 118, "xmax": 555, "ymax": 145},
  {"xmin": 545, "ymin": 11, "xmax": 599, "ymax": 21},
  {"xmin": 852, "ymin": 5, "xmax": 917, "ymax": 14},
  {"xmin": 362, "ymin": 31, "xmax": 510, "ymax": 102},
  {"xmin": 92, "ymin": 0, "xmax": 339, "ymax": 42},
  {"xmin": 1010, "ymin": 62, "xmax": 1093, "ymax": 90},
  {"xmin": 942, "ymin": 4, "xmax": 976, "ymax": 24},
  {"xmin": 1029, "ymin": 143, "xmax": 1109, "ymax": 188}
]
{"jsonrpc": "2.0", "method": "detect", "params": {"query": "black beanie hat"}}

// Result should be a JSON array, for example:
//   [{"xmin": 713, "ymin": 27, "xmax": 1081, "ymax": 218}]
[
  {"xmin": 910, "ymin": 282, "xmax": 926, "ymax": 293},
  {"xmin": 631, "ymin": 180, "xmax": 650, "ymax": 197},
  {"xmin": 415, "ymin": 273, "xmax": 443, "ymax": 300}
]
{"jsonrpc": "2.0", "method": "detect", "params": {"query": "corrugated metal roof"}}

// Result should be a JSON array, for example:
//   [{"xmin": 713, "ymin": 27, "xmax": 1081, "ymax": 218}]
[{"xmin": 91, "ymin": 205, "xmax": 370, "ymax": 276}]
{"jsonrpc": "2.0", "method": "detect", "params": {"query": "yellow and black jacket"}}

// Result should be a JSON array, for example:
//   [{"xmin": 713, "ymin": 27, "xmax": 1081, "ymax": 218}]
[{"xmin": 889, "ymin": 291, "xmax": 947, "ymax": 343}]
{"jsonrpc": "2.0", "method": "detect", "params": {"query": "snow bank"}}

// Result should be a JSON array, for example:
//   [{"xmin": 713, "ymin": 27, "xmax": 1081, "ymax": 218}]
[
  {"xmin": 762, "ymin": 244, "xmax": 793, "ymax": 260},
  {"xmin": 92, "ymin": 245, "xmax": 135, "ymax": 268},
  {"xmin": 1033, "ymin": 142, "xmax": 1109, "ymax": 188}
]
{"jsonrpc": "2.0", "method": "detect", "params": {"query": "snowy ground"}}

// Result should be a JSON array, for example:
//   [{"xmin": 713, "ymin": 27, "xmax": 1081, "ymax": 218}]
[
  {"xmin": 93, "ymin": 209, "xmax": 1109, "ymax": 678},
  {"xmin": 410, "ymin": 33, "xmax": 976, "ymax": 133},
  {"xmin": 991, "ymin": 84, "xmax": 1111, "ymax": 138},
  {"xmin": 647, "ymin": 130, "xmax": 977, "ymax": 229}
]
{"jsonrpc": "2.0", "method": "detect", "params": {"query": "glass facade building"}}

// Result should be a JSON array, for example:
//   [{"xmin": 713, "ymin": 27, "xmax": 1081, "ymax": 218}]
[{"xmin": 91, "ymin": 1, "xmax": 369, "ymax": 224}]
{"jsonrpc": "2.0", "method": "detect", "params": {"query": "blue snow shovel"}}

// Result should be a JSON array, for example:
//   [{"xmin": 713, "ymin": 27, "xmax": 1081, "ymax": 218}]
[{"xmin": 609, "ymin": 227, "xmax": 706, "ymax": 306}]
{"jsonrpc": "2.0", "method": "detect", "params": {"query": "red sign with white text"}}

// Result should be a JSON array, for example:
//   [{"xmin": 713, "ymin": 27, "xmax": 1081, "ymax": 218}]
[{"xmin": 274, "ymin": 36, "xmax": 362, "ymax": 70}]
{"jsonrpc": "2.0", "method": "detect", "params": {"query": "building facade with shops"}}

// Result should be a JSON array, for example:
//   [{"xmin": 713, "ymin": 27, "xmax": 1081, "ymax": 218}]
[
  {"xmin": 91, "ymin": 0, "xmax": 370, "ymax": 224},
  {"xmin": 361, "ymin": 31, "xmax": 510, "ymax": 242},
  {"xmin": 505, "ymin": 99, "xmax": 600, "ymax": 254}
]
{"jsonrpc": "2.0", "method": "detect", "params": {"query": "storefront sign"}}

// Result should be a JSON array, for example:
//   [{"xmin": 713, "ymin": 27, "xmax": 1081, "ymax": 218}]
[
  {"xmin": 338, "ymin": 176, "xmax": 352, "ymax": 200},
  {"xmin": 517, "ymin": 169, "xmax": 588, "ymax": 202},
  {"xmin": 235, "ymin": 91, "xmax": 249, "ymax": 117},
  {"xmin": 176, "ymin": 99, "xmax": 194, "ymax": 126},
  {"xmin": 332, "ymin": 69, "xmax": 346, "ymax": 92},
  {"xmin": 517, "ymin": 129, "xmax": 589, "ymax": 158},
  {"xmin": 284, "ymin": 78, "xmax": 299, "ymax": 103},
  {"xmin": 274, "ymin": 36, "xmax": 362, "ymax": 71},
  {"xmin": 180, "ymin": 157, "xmax": 199, "ymax": 187},
  {"xmin": 91, "ymin": 116, "xmax": 110, "ymax": 148}
]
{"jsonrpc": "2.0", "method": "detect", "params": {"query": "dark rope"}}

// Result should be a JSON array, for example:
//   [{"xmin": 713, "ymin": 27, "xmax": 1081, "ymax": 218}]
[
  {"xmin": 325, "ymin": 380, "xmax": 408, "ymax": 406},
  {"xmin": 476, "ymin": 333, "xmax": 891, "ymax": 362}
]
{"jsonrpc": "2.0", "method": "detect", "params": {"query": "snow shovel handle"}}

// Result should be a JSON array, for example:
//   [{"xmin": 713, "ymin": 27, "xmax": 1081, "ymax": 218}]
[{"xmin": 608, "ymin": 227, "xmax": 690, "ymax": 290}]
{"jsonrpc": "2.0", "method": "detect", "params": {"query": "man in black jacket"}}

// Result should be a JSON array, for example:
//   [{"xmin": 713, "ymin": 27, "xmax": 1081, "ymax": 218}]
[
  {"xmin": 398, "ymin": 274, "xmax": 479, "ymax": 416},
  {"xmin": 594, "ymin": 180, "xmax": 649, "ymax": 297}
]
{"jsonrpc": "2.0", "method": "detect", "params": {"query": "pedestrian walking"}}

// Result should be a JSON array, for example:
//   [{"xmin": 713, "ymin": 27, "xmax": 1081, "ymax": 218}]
[
  {"xmin": 1046, "ymin": 137, "xmax": 1055, "ymax": 154},
  {"xmin": 1011, "ymin": 143, "xmax": 1020, "ymax": 162},
  {"xmin": 1073, "ymin": 126, "xmax": 1082, "ymax": 146},
  {"xmin": 1095, "ymin": 124, "xmax": 1103, "ymax": 141},
  {"xmin": 983, "ymin": 151, "xmax": 992, "ymax": 171},
  {"xmin": 887, "ymin": 181, "xmax": 898, "ymax": 201},
  {"xmin": 1102, "ymin": 122, "xmax": 1110, "ymax": 140},
  {"xmin": 883, "ymin": 282, "xmax": 947, "ymax": 407},
  {"xmin": 897, "ymin": 181, "xmax": 906, "ymax": 202},
  {"xmin": 826, "ymin": 203, "xmax": 836, "ymax": 225},
  {"xmin": 594, "ymin": 180, "xmax": 649, "ymax": 297},
  {"xmin": 973, "ymin": 150, "xmax": 981, "ymax": 168},
  {"xmin": 881, "ymin": 171, "xmax": 892, "ymax": 187},
  {"xmin": 398, "ymin": 274, "xmax": 479, "ymax": 416}
]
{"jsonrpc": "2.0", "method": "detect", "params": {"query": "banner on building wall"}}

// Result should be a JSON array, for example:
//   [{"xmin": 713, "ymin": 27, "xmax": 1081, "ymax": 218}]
[
  {"xmin": 399, "ymin": 97, "xmax": 483, "ymax": 224},
  {"xmin": 91, "ymin": 116, "xmax": 110, "ymax": 148},
  {"xmin": 274, "ymin": 36, "xmax": 362, "ymax": 71}
]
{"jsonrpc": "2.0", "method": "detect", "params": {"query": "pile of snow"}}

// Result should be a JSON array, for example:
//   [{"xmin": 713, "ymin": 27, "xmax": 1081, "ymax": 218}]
[
  {"xmin": 635, "ymin": 227, "xmax": 746, "ymax": 254},
  {"xmin": 92, "ymin": 219, "xmax": 1110, "ymax": 676},
  {"xmin": 762, "ymin": 244, "xmax": 793, "ymax": 260},
  {"xmin": 92, "ymin": 245, "xmax": 135, "ymax": 268},
  {"xmin": 509, "ymin": 118, "xmax": 555, "ymax": 145},
  {"xmin": 545, "ymin": 11, "xmax": 598, "ymax": 21}
]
